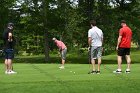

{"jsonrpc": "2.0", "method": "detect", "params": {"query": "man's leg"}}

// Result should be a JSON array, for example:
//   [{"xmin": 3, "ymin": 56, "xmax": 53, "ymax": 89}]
[
  {"xmin": 91, "ymin": 58, "xmax": 96, "ymax": 71},
  {"xmin": 113, "ymin": 47, "xmax": 123, "ymax": 73},
  {"xmin": 90, "ymin": 46, "xmax": 96, "ymax": 71},
  {"xmin": 59, "ymin": 59, "xmax": 65, "ymax": 69},
  {"xmin": 5, "ymin": 59, "xmax": 8, "ymax": 73},
  {"xmin": 62, "ymin": 49, "xmax": 67, "ymax": 66},
  {"xmin": 7, "ymin": 59, "xmax": 12, "ymax": 71},
  {"xmin": 97, "ymin": 47, "xmax": 102, "ymax": 72},
  {"xmin": 97, "ymin": 57, "xmax": 101, "ymax": 71},
  {"xmin": 7, "ymin": 59, "xmax": 17, "ymax": 74},
  {"xmin": 7, "ymin": 49, "xmax": 17, "ymax": 74},
  {"xmin": 4, "ymin": 50, "xmax": 8, "ymax": 72},
  {"xmin": 59, "ymin": 49, "xmax": 67, "ymax": 69},
  {"xmin": 87, "ymin": 58, "xmax": 96, "ymax": 74},
  {"xmin": 113, "ymin": 55, "xmax": 122, "ymax": 73},
  {"xmin": 61, "ymin": 59, "xmax": 65, "ymax": 66},
  {"xmin": 88, "ymin": 46, "xmax": 97, "ymax": 74},
  {"xmin": 125, "ymin": 55, "xmax": 131, "ymax": 72},
  {"xmin": 117, "ymin": 56, "xmax": 122, "ymax": 70}
]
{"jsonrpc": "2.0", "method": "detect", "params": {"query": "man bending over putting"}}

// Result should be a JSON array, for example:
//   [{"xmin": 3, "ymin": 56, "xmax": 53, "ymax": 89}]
[{"xmin": 52, "ymin": 38, "xmax": 67, "ymax": 69}]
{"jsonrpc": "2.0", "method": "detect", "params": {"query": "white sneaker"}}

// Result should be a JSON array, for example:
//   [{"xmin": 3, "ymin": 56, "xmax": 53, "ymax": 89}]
[
  {"xmin": 125, "ymin": 70, "xmax": 130, "ymax": 74},
  {"xmin": 59, "ymin": 66, "xmax": 65, "ymax": 69},
  {"xmin": 113, "ymin": 70, "xmax": 122, "ymax": 74},
  {"xmin": 5, "ymin": 71, "xmax": 8, "ymax": 74},
  {"xmin": 8, "ymin": 70, "xmax": 17, "ymax": 74}
]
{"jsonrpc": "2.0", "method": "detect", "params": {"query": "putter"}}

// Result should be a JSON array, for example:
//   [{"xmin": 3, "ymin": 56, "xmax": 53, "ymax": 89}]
[{"xmin": 88, "ymin": 47, "xmax": 91, "ymax": 74}]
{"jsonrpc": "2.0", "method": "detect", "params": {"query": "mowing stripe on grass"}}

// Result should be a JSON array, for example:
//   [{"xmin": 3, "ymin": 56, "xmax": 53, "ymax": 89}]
[
  {"xmin": 103, "ymin": 64, "xmax": 139, "ymax": 90},
  {"xmin": 29, "ymin": 64, "xmax": 71, "ymax": 91}
]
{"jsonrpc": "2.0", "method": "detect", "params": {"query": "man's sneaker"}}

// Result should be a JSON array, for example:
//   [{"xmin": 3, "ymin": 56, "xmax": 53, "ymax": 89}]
[
  {"xmin": 96, "ymin": 71, "xmax": 100, "ymax": 74},
  {"xmin": 88, "ymin": 71, "xmax": 96, "ymax": 74},
  {"xmin": 5, "ymin": 71, "xmax": 8, "ymax": 74},
  {"xmin": 113, "ymin": 70, "xmax": 122, "ymax": 74},
  {"xmin": 8, "ymin": 70, "xmax": 17, "ymax": 74},
  {"xmin": 59, "ymin": 66, "xmax": 65, "ymax": 69},
  {"xmin": 125, "ymin": 70, "xmax": 130, "ymax": 74}
]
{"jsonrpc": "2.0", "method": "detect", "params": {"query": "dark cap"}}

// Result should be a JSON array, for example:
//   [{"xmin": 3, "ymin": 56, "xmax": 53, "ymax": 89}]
[
  {"xmin": 121, "ymin": 20, "xmax": 126, "ymax": 23},
  {"xmin": 7, "ymin": 22, "xmax": 14, "ymax": 27}
]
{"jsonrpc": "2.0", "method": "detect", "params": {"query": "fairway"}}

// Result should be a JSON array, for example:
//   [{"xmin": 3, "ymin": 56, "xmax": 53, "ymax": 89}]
[
  {"xmin": 0, "ymin": 62, "xmax": 140, "ymax": 93},
  {"xmin": 1, "ymin": 0, "xmax": 140, "ymax": 93}
]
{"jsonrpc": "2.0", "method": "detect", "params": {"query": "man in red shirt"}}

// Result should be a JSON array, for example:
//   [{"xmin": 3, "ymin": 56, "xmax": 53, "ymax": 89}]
[{"xmin": 113, "ymin": 20, "xmax": 132, "ymax": 74}]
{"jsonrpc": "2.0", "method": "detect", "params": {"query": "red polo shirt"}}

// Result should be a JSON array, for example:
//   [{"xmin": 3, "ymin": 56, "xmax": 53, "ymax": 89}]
[{"xmin": 119, "ymin": 26, "xmax": 132, "ymax": 48}]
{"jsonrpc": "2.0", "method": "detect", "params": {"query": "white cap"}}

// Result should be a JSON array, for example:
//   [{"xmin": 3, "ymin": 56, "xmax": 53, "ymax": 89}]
[{"xmin": 52, "ymin": 37, "xmax": 56, "ymax": 41}]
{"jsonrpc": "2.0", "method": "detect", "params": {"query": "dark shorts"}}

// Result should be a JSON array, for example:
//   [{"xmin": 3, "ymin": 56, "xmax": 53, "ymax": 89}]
[
  {"xmin": 117, "ymin": 48, "xmax": 130, "ymax": 56},
  {"xmin": 4, "ymin": 49, "xmax": 14, "ymax": 59}
]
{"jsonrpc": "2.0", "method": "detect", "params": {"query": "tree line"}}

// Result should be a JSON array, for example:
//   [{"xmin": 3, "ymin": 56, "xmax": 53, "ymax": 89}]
[{"xmin": 0, "ymin": 0, "xmax": 140, "ymax": 61}]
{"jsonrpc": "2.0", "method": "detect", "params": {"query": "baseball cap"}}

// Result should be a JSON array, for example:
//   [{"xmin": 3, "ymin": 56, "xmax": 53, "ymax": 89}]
[
  {"xmin": 52, "ymin": 37, "xmax": 56, "ymax": 41},
  {"xmin": 7, "ymin": 22, "xmax": 14, "ymax": 27}
]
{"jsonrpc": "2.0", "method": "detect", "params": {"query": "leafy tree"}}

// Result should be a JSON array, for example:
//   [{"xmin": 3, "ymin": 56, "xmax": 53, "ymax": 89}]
[{"xmin": 1, "ymin": 0, "xmax": 140, "ymax": 57}]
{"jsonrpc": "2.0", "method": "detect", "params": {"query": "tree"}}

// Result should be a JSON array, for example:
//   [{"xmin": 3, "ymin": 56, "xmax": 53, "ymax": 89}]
[
  {"xmin": 42, "ymin": 0, "xmax": 49, "ymax": 62},
  {"xmin": 1, "ymin": 0, "xmax": 140, "ymax": 56}
]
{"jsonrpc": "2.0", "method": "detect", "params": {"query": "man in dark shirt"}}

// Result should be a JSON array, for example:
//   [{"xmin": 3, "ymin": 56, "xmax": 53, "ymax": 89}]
[{"xmin": 3, "ymin": 23, "xmax": 17, "ymax": 74}]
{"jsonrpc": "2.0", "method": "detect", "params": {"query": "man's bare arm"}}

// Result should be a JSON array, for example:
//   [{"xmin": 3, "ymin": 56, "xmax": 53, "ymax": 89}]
[
  {"xmin": 116, "ymin": 35, "xmax": 122, "ymax": 50},
  {"xmin": 8, "ymin": 32, "xmax": 13, "ymax": 42},
  {"xmin": 88, "ymin": 37, "xmax": 92, "ymax": 47}
]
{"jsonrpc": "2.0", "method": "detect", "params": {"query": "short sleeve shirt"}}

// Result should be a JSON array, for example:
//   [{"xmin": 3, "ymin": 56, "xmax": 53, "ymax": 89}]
[
  {"xmin": 3, "ymin": 28, "xmax": 15, "ymax": 49},
  {"xmin": 55, "ymin": 40, "xmax": 67, "ymax": 50},
  {"xmin": 88, "ymin": 26, "xmax": 103, "ymax": 46},
  {"xmin": 119, "ymin": 26, "xmax": 132, "ymax": 48}
]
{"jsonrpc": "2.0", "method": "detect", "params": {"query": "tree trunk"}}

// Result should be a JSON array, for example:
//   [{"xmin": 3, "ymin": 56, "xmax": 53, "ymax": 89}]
[
  {"xmin": 43, "ymin": 0, "xmax": 49, "ymax": 62},
  {"xmin": 86, "ymin": 0, "xmax": 94, "ymax": 20},
  {"xmin": 44, "ymin": 28, "xmax": 49, "ymax": 62},
  {"xmin": 137, "ymin": 39, "xmax": 140, "ymax": 50}
]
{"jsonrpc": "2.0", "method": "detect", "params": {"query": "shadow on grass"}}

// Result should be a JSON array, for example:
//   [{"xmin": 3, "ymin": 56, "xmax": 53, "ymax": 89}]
[
  {"xmin": 0, "ymin": 56, "xmax": 139, "ymax": 64},
  {"xmin": 66, "ymin": 57, "xmax": 139, "ymax": 64}
]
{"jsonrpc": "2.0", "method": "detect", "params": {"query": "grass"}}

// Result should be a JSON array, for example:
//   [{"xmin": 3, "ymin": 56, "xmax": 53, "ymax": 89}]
[{"xmin": 0, "ymin": 50, "xmax": 140, "ymax": 93}]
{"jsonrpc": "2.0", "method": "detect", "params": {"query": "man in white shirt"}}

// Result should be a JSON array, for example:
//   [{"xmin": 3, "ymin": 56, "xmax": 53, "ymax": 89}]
[{"xmin": 88, "ymin": 20, "xmax": 103, "ymax": 74}]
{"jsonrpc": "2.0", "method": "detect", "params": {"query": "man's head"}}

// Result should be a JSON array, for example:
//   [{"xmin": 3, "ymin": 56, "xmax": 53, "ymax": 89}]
[
  {"xmin": 7, "ymin": 22, "xmax": 14, "ymax": 30},
  {"xmin": 121, "ymin": 20, "xmax": 126, "ymax": 27},
  {"xmin": 90, "ymin": 20, "xmax": 96, "ymax": 27}
]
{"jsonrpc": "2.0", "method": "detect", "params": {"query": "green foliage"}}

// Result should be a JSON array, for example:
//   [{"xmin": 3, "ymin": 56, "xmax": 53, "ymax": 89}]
[{"xmin": 0, "ymin": 0, "xmax": 140, "ymax": 56}]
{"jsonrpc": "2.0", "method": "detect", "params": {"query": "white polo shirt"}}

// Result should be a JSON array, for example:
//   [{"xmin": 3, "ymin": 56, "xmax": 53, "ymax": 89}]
[{"xmin": 88, "ymin": 26, "xmax": 103, "ymax": 46}]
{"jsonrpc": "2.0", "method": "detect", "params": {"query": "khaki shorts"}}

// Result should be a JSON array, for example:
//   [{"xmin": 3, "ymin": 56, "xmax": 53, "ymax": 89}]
[
  {"xmin": 61, "ymin": 48, "xmax": 67, "ymax": 60},
  {"xmin": 90, "ymin": 46, "xmax": 102, "ymax": 59}
]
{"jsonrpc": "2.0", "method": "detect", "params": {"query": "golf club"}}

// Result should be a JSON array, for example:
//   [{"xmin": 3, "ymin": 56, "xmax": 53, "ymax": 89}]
[{"xmin": 88, "ymin": 47, "xmax": 91, "ymax": 74}]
